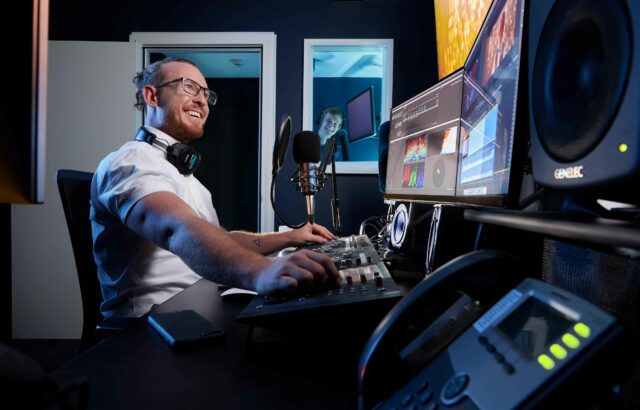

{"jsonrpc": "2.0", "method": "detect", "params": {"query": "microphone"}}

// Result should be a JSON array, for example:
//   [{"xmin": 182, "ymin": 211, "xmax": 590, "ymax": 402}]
[{"xmin": 292, "ymin": 131, "xmax": 321, "ymax": 224}]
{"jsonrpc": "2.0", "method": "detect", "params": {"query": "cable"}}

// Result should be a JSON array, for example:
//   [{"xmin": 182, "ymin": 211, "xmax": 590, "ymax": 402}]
[
  {"xmin": 357, "ymin": 211, "xmax": 393, "ymax": 252},
  {"xmin": 270, "ymin": 172, "xmax": 307, "ymax": 230},
  {"xmin": 359, "ymin": 215, "xmax": 384, "ymax": 236}
]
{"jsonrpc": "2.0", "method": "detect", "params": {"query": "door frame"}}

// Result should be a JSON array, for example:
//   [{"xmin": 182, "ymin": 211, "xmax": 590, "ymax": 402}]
[{"xmin": 130, "ymin": 32, "xmax": 276, "ymax": 232}]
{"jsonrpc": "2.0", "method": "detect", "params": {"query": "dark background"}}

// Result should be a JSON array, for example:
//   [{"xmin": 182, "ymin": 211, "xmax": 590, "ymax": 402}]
[{"xmin": 192, "ymin": 78, "xmax": 261, "ymax": 232}]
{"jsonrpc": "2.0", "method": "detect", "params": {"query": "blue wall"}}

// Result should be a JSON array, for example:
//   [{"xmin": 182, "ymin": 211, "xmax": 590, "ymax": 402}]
[{"xmin": 49, "ymin": 0, "xmax": 439, "ymax": 234}]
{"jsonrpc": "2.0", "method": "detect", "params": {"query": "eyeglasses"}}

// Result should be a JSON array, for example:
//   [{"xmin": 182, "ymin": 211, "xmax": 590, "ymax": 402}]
[{"xmin": 155, "ymin": 77, "xmax": 218, "ymax": 106}]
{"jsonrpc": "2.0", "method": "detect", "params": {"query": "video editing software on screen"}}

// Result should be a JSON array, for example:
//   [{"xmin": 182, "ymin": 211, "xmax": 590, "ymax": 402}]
[{"xmin": 386, "ymin": 71, "xmax": 464, "ymax": 198}]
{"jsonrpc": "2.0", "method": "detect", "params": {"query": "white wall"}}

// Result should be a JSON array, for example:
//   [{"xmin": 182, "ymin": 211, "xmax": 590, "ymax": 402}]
[{"xmin": 12, "ymin": 41, "xmax": 136, "ymax": 338}]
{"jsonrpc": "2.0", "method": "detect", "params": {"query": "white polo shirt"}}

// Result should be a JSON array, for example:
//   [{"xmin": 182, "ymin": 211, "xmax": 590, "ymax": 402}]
[{"xmin": 91, "ymin": 126, "xmax": 220, "ymax": 318}]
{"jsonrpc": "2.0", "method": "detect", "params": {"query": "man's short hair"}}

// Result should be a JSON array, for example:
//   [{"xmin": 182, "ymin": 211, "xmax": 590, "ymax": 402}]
[
  {"xmin": 317, "ymin": 106, "xmax": 344, "ymax": 125},
  {"xmin": 133, "ymin": 57, "xmax": 198, "ymax": 112}
]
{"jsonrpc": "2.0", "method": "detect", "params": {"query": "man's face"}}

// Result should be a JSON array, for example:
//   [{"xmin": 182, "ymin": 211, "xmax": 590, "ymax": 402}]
[
  {"xmin": 319, "ymin": 113, "xmax": 342, "ymax": 139},
  {"xmin": 152, "ymin": 62, "xmax": 210, "ymax": 142}
]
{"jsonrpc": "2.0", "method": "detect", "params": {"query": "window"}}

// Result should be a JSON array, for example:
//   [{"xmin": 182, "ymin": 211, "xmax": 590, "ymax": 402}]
[{"xmin": 303, "ymin": 39, "xmax": 393, "ymax": 174}]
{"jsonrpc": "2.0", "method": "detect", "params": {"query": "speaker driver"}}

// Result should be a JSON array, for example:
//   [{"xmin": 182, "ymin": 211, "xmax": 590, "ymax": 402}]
[
  {"xmin": 390, "ymin": 204, "xmax": 408, "ymax": 249},
  {"xmin": 532, "ymin": 0, "xmax": 632, "ymax": 163}
]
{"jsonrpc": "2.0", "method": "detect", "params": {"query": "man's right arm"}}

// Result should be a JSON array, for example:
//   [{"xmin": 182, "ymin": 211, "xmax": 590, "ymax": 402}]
[{"xmin": 125, "ymin": 191, "xmax": 340, "ymax": 294}]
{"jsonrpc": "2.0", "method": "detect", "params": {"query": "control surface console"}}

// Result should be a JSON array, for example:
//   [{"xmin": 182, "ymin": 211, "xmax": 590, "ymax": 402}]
[{"xmin": 236, "ymin": 235, "xmax": 403, "ymax": 327}]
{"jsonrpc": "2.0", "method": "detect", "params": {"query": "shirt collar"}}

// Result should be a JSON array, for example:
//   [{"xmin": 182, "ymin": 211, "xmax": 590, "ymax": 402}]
[{"xmin": 144, "ymin": 125, "xmax": 181, "ymax": 146}]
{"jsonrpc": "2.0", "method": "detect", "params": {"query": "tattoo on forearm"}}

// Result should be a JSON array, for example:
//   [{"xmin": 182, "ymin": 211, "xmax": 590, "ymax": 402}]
[{"xmin": 253, "ymin": 239, "xmax": 261, "ymax": 248}]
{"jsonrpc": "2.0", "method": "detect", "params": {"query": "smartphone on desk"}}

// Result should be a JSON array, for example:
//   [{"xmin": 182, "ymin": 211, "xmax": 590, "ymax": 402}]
[{"xmin": 147, "ymin": 310, "xmax": 225, "ymax": 349}]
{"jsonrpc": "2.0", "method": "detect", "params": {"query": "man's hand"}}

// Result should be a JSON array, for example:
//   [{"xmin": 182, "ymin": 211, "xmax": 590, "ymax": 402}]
[
  {"xmin": 287, "ymin": 223, "xmax": 337, "ymax": 246},
  {"xmin": 253, "ymin": 249, "xmax": 340, "ymax": 295}
]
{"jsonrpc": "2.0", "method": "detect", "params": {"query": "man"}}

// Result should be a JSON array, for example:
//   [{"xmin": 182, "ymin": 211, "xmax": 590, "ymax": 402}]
[
  {"xmin": 91, "ymin": 57, "xmax": 340, "ymax": 318},
  {"xmin": 317, "ymin": 106, "xmax": 349, "ymax": 161},
  {"xmin": 317, "ymin": 107, "xmax": 344, "ymax": 146}
]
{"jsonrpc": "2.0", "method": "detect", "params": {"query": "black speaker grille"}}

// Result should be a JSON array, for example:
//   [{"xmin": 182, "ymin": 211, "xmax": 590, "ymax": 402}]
[
  {"xmin": 532, "ymin": 0, "xmax": 632, "ymax": 163},
  {"xmin": 542, "ymin": 239, "xmax": 640, "ymax": 337}
]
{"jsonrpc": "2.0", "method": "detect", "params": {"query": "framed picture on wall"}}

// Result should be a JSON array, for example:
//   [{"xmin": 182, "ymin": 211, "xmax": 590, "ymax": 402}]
[{"xmin": 303, "ymin": 39, "xmax": 394, "ymax": 174}]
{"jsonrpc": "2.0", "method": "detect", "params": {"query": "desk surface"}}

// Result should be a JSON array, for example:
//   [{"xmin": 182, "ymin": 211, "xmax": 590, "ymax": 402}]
[{"xmin": 50, "ymin": 279, "xmax": 388, "ymax": 409}]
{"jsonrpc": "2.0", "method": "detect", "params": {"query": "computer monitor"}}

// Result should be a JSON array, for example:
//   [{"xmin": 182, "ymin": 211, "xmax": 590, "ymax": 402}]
[
  {"xmin": 385, "ymin": 71, "xmax": 464, "ymax": 200},
  {"xmin": 0, "ymin": 0, "xmax": 49, "ymax": 204},
  {"xmin": 346, "ymin": 86, "xmax": 376, "ymax": 143},
  {"xmin": 385, "ymin": 0, "xmax": 526, "ymax": 208},
  {"xmin": 457, "ymin": 0, "xmax": 525, "ymax": 204}
]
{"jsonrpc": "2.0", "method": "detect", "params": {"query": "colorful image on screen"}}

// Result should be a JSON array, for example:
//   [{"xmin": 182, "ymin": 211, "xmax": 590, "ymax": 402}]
[
  {"xmin": 402, "ymin": 163, "xmax": 425, "ymax": 188},
  {"xmin": 434, "ymin": 0, "xmax": 492, "ymax": 79},
  {"xmin": 427, "ymin": 126, "xmax": 458, "ymax": 156},
  {"xmin": 482, "ymin": 0, "xmax": 517, "ymax": 86},
  {"xmin": 403, "ymin": 134, "xmax": 427, "ymax": 164}
]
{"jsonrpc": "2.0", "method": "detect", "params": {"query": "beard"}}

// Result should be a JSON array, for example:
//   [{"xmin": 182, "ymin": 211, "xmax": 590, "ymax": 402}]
[{"xmin": 162, "ymin": 110, "xmax": 207, "ymax": 143}]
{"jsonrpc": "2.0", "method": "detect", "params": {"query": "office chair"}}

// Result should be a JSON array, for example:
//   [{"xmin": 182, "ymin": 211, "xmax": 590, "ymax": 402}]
[{"xmin": 56, "ymin": 169, "xmax": 131, "ymax": 352}]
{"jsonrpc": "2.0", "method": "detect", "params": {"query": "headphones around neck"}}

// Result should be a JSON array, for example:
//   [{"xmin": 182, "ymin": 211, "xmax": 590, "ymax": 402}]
[{"xmin": 134, "ymin": 127, "xmax": 201, "ymax": 175}]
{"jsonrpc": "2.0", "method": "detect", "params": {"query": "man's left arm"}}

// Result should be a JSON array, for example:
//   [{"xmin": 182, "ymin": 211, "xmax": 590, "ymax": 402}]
[{"xmin": 228, "ymin": 223, "xmax": 337, "ymax": 255}]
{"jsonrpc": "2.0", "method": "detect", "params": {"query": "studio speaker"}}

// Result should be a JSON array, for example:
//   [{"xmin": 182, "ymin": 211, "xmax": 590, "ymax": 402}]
[
  {"xmin": 387, "ymin": 202, "xmax": 432, "ymax": 256},
  {"xmin": 378, "ymin": 121, "xmax": 390, "ymax": 193},
  {"xmin": 529, "ymin": 0, "xmax": 640, "ymax": 201}
]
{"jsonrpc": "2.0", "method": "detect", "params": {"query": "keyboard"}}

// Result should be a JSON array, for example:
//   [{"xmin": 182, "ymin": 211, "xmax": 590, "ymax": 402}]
[{"xmin": 236, "ymin": 235, "xmax": 403, "ymax": 328}]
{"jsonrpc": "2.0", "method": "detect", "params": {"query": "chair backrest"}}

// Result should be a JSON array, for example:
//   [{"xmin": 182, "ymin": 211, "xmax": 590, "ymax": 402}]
[{"xmin": 56, "ymin": 169, "xmax": 102, "ymax": 352}]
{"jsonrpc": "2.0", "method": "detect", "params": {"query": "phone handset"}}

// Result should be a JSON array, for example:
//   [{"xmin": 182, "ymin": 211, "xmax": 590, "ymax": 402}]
[{"xmin": 357, "ymin": 250, "xmax": 524, "ymax": 409}]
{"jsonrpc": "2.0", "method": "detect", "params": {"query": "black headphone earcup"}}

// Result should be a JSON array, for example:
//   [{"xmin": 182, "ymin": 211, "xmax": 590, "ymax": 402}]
[
  {"xmin": 134, "ymin": 127, "xmax": 202, "ymax": 175},
  {"xmin": 166, "ymin": 143, "xmax": 201, "ymax": 175}
]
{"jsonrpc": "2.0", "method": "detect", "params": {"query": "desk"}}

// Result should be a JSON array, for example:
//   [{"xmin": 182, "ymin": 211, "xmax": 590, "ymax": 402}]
[{"xmin": 50, "ymin": 279, "xmax": 385, "ymax": 409}]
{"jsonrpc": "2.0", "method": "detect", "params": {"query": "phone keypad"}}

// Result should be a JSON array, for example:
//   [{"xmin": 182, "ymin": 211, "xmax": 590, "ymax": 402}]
[
  {"xmin": 388, "ymin": 377, "xmax": 438, "ymax": 409},
  {"xmin": 477, "ymin": 336, "xmax": 516, "ymax": 374}
]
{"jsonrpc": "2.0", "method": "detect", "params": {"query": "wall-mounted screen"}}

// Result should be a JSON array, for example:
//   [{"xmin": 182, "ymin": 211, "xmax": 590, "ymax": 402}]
[{"xmin": 346, "ymin": 86, "xmax": 376, "ymax": 143}]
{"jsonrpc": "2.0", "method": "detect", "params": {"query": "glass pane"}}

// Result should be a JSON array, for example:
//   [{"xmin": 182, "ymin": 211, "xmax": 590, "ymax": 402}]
[{"xmin": 312, "ymin": 45, "xmax": 385, "ymax": 163}]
